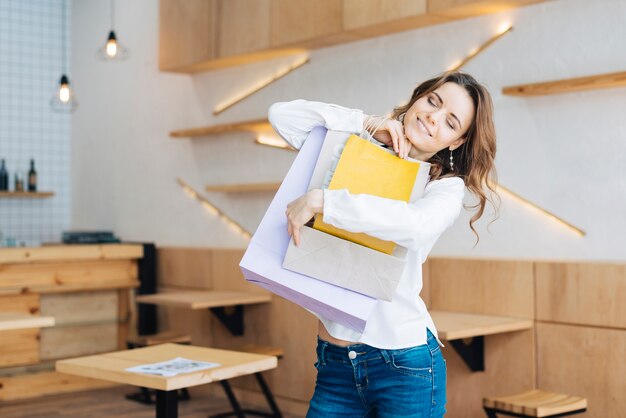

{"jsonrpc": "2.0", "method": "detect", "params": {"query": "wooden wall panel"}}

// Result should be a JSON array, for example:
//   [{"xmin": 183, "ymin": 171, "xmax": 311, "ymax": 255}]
[
  {"xmin": 429, "ymin": 258, "xmax": 535, "ymax": 318},
  {"xmin": 40, "ymin": 291, "xmax": 118, "ymax": 326},
  {"xmin": 344, "ymin": 0, "xmax": 427, "ymax": 28},
  {"xmin": 217, "ymin": 0, "xmax": 271, "ymax": 58},
  {"xmin": 40, "ymin": 323, "xmax": 119, "ymax": 360},
  {"xmin": 0, "ymin": 260, "xmax": 137, "ymax": 293},
  {"xmin": 159, "ymin": 0, "xmax": 216, "ymax": 70},
  {"xmin": 427, "ymin": 0, "xmax": 546, "ymax": 18},
  {"xmin": 209, "ymin": 296, "xmax": 318, "ymax": 403},
  {"xmin": 0, "ymin": 294, "xmax": 41, "ymax": 367},
  {"xmin": 445, "ymin": 328, "xmax": 535, "ymax": 418},
  {"xmin": 0, "ymin": 329, "xmax": 39, "ymax": 367},
  {"xmin": 0, "ymin": 371, "xmax": 116, "ymax": 401},
  {"xmin": 157, "ymin": 247, "xmax": 214, "ymax": 289},
  {"xmin": 0, "ymin": 293, "xmax": 39, "ymax": 315},
  {"xmin": 343, "ymin": 0, "xmax": 450, "ymax": 36},
  {"xmin": 271, "ymin": 0, "xmax": 344, "ymax": 47},
  {"xmin": 537, "ymin": 322, "xmax": 626, "ymax": 418},
  {"xmin": 535, "ymin": 262, "xmax": 626, "ymax": 328},
  {"xmin": 211, "ymin": 248, "xmax": 267, "ymax": 294}
]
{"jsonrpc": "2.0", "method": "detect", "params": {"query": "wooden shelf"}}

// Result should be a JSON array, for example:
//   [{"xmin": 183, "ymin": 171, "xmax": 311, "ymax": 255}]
[
  {"xmin": 136, "ymin": 289, "xmax": 271, "ymax": 310},
  {"xmin": 0, "ymin": 313, "xmax": 55, "ymax": 331},
  {"xmin": 170, "ymin": 119, "xmax": 272, "ymax": 138},
  {"xmin": 205, "ymin": 183, "xmax": 281, "ymax": 193},
  {"xmin": 430, "ymin": 310, "xmax": 533, "ymax": 341},
  {"xmin": 0, "ymin": 191, "xmax": 54, "ymax": 198},
  {"xmin": 502, "ymin": 70, "xmax": 626, "ymax": 96}
]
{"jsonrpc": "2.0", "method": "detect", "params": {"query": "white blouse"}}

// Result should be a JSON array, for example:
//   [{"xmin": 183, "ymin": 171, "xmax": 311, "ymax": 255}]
[{"xmin": 268, "ymin": 99, "xmax": 465, "ymax": 349}]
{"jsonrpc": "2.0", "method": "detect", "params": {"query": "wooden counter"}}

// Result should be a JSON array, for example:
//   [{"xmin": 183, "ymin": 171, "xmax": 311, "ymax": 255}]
[{"xmin": 0, "ymin": 244, "xmax": 143, "ymax": 401}]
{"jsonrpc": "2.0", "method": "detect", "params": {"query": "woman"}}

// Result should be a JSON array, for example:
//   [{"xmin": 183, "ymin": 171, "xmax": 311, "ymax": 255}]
[{"xmin": 269, "ymin": 71, "xmax": 498, "ymax": 417}]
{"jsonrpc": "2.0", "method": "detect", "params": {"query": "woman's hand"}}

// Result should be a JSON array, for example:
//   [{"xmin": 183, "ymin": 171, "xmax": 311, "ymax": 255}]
[
  {"xmin": 286, "ymin": 189, "xmax": 324, "ymax": 246},
  {"xmin": 363, "ymin": 115, "xmax": 412, "ymax": 159}
]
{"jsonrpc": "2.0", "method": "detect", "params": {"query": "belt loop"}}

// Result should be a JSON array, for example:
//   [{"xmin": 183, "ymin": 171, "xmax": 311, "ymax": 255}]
[
  {"xmin": 380, "ymin": 349, "xmax": 391, "ymax": 364},
  {"xmin": 319, "ymin": 341, "xmax": 327, "ymax": 366}
]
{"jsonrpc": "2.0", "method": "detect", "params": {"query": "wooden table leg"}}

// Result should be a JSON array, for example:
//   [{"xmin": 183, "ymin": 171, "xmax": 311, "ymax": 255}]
[{"xmin": 156, "ymin": 390, "xmax": 178, "ymax": 418}]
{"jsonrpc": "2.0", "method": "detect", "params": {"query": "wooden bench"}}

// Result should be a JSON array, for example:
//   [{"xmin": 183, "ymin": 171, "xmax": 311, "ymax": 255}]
[
  {"xmin": 126, "ymin": 332, "xmax": 193, "ymax": 405},
  {"xmin": 211, "ymin": 345, "xmax": 285, "ymax": 418},
  {"xmin": 483, "ymin": 389, "xmax": 587, "ymax": 417}
]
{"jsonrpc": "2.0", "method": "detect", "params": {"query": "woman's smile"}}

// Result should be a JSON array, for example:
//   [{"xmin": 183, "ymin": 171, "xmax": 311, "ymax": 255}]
[{"xmin": 416, "ymin": 117, "xmax": 432, "ymax": 137}]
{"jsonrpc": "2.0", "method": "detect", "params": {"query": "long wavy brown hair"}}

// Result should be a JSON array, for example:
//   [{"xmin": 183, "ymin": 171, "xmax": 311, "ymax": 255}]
[{"xmin": 391, "ymin": 71, "xmax": 499, "ymax": 241}]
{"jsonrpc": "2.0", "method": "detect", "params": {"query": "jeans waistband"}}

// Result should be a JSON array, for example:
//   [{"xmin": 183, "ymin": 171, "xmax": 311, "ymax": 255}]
[{"xmin": 317, "ymin": 328, "xmax": 439, "ymax": 358}]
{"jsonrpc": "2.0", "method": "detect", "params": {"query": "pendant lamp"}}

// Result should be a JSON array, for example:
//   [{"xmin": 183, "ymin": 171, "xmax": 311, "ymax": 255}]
[
  {"xmin": 97, "ymin": 0, "xmax": 129, "ymax": 61},
  {"xmin": 51, "ymin": 0, "xmax": 78, "ymax": 113}
]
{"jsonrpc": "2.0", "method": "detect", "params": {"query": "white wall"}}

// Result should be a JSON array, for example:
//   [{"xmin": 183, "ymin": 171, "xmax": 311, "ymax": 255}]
[{"xmin": 72, "ymin": 0, "xmax": 626, "ymax": 261}]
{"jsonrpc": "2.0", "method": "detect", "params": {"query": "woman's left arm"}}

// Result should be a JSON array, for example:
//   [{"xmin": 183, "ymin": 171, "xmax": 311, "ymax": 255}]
[{"xmin": 287, "ymin": 177, "xmax": 465, "ymax": 249}]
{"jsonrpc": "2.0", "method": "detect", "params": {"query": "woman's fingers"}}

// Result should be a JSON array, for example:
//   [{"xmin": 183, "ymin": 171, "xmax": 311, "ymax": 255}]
[
  {"xmin": 388, "ymin": 122, "xmax": 400, "ymax": 154},
  {"xmin": 293, "ymin": 225, "xmax": 301, "ymax": 247}
]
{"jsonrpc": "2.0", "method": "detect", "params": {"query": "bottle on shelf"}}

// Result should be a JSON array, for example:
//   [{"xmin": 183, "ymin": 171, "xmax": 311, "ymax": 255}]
[
  {"xmin": 28, "ymin": 159, "xmax": 37, "ymax": 192},
  {"xmin": 0, "ymin": 159, "xmax": 8, "ymax": 191},
  {"xmin": 14, "ymin": 172, "xmax": 24, "ymax": 192}
]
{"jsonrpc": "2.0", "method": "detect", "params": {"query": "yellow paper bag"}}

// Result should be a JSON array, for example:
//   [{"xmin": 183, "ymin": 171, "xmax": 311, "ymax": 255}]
[{"xmin": 313, "ymin": 134, "xmax": 421, "ymax": 254}]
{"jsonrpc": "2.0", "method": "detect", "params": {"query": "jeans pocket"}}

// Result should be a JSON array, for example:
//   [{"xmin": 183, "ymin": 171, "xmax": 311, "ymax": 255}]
[{"xmin": 389, "ymin": 346, "xmax": 433, "ymax": 380}]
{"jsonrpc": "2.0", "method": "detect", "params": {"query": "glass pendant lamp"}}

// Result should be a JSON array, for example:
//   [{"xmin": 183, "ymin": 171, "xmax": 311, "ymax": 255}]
[
  {"xmin": 51, "ymin": 0, "xmax": 78, "ymax": 113},
  {"xmin": 97, "ymin": 0, "xmax": 129, "ymax": 61}
]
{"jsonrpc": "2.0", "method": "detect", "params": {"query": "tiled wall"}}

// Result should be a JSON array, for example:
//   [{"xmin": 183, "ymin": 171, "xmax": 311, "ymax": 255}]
[{"xmin": 0, "ymin": 0, "xmax": 71, "ymax": 246}]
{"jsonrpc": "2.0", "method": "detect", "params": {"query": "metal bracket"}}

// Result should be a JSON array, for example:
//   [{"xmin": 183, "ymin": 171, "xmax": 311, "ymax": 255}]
[
  {"xmin": 209, "ymin": 305, "xmax": 244, "ymax": 336},
  {"xmin": 450, "ymin": 336, "xmax": 484, "ymax": 372}
]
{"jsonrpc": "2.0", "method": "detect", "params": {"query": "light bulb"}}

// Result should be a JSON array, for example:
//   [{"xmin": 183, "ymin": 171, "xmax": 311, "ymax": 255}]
[
  {"xmin": 106, "ymin": 39, "xmax": 117, "ymax": 57},
  {"xmin": 59, "ymin": 84, "xmax": 70, "ymax": 103}
]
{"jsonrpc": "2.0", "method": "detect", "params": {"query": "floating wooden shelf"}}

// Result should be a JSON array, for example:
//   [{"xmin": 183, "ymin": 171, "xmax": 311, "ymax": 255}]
[
  {"xmin": 502, "ymin": 70, "xmax": 626, "ymax": 96},
  {"xmin": 205, "ymin": 182, "xmax": 281, "ymax": 193},
  {"xmin": 0, "ymin": 191, "xmax": 54, "ymax": 198},
  {"xmin": 136, "ymin": 289, "xmax": 271, "ymax": 310},
  {"xmin": 430, "ymin": 310, "xmax": 533, "ymax": 341},
  {"xmin": 170, "ymin": 118, "xmax": 272, "ymax": 138},
  {"xmin": 0, "ymin": 313, "xmax": 55, "ymax": 331}
]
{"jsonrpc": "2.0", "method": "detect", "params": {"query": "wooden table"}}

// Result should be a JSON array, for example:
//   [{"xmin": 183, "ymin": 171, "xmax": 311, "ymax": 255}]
[
  {"xmin": 56, "ymin": 343, "xmax": 277, "ymax": 418},
  {"xmin": 136, "ymin": 290, "xmax": 271, "ymax": 336},
  {"xmin": 0, "ymin": 312, "xmax": 55, "ymax": 331},
  {"xmin": 430, "ymin": 310, "xmax": 533, "ymax": 372}
]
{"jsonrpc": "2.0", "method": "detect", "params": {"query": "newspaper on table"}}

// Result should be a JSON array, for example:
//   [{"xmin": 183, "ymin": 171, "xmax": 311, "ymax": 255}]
[{"xmin": 125, "ymin": 357, "xmax": 220, "ymax": 377}]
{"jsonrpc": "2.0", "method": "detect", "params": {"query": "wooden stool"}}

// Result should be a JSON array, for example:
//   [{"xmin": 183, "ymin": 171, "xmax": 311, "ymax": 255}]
[
  {"xmin": 210, "ymin": 345, "xmax": 284, "ymax": 418},
  {"xmin": 125, "ymin": 332, "xmax": 193, "ymax": 405},
  {"xmin": 483, "ymin": 389, "xmax": 587, "ymax": 417}
]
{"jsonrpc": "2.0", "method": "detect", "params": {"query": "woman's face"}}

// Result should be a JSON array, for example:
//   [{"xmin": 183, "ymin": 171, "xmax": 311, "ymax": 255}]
[{"xmin": 403, "ymin": 82, "xmax": 475, "ymax": 160}]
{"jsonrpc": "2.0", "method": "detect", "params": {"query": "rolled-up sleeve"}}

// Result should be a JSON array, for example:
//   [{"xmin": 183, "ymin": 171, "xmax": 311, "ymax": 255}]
[
  {"xmin": 322, "ymin": 177, "xmax": 465, "ymax": 250},
  {"xmin": 268, "ymin": 100, "xmax": 364, "ymax": 150}
]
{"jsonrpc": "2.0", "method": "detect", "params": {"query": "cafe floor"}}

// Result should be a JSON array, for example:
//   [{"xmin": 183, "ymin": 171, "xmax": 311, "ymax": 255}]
[{"xmin": 0, "ymin": 385, "xmax": 301, "ymax": 418}]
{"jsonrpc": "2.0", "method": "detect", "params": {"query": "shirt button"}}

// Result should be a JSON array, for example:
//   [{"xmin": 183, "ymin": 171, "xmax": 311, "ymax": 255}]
[{"xmin": 348, "ymin": 351, "xmax": 357, "ymax": 360}]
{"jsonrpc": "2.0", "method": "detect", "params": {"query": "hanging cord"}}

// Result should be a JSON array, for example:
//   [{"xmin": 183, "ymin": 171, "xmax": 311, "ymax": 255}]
[
  {"xmin": 111, "ymin": 0, "xmax": 115, "ymax": 30},
  {"xmin": 61, "ymin": 0, "xmax": 66, "ymax": 74}
]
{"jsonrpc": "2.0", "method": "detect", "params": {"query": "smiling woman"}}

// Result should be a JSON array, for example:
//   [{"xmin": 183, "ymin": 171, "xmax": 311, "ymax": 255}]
[{"xmin": 269, "ymin": 70, "xmax": 499, "ymax": 418}]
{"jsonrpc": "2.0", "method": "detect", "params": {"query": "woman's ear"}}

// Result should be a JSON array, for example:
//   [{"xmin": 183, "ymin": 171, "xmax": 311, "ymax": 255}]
[{"xmin": 449, "ymin": 136, "xmax": 467, "ymax": 151}]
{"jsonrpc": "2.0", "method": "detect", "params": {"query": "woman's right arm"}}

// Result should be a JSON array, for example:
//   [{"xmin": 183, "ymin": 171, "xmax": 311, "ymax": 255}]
[
  {"xmin": 268, "ymin": 100, "xmax": 364, "ymax": 150},
  {"xmin": 269, "ymin": 100, "xmax": 411, "ymax": 158}
]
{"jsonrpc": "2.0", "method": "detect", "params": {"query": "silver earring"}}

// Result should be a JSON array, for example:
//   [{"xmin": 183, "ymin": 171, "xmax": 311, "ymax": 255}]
[{"xmin": 449, "ymin": 149, "xmax": 454, "ymax": 171}]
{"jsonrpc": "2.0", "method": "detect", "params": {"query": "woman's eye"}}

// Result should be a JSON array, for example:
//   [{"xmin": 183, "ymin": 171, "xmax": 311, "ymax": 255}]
[
  {"xmin": 447, "ymin": 120, "xmax": 455, "ymax": 130},
  {"xmin": 428, "ymin": 97, "xmax": 437, "ymax": 107}
]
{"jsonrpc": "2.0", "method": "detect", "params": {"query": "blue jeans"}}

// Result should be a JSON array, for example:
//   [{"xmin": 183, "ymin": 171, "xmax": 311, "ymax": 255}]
[{"xmin": 307, "ymin": 329, "xmax": 447, "ymax": 418}]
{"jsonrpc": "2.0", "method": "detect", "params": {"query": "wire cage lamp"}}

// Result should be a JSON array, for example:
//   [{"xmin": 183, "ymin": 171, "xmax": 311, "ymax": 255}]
[
  {"xmin": 51, "ymin": 0, "xmax": 78, "ymax": 113},
  {"xmin": 97, "ymin": 0, "xmax": 129, "ymax": 61}
]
